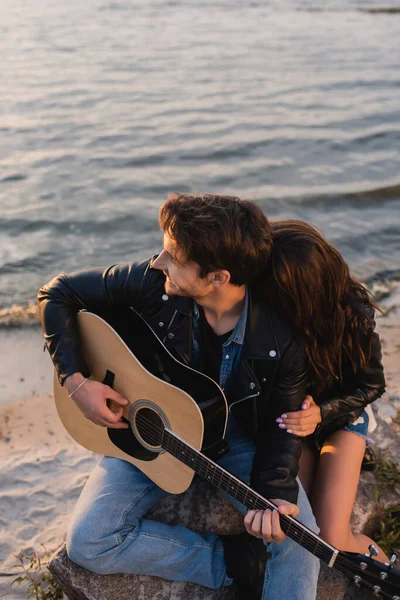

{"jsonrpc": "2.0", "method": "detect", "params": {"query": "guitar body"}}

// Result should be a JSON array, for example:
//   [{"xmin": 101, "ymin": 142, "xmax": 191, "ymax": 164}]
[{"xmin": 54, "ymin": 308, "xmax": 228, "ymax": 494}]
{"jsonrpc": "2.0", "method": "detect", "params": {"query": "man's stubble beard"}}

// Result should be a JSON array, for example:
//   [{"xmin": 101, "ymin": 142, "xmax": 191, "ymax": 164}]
[{"xmin": 164, "ymin": 279, "xmax": 210, "ymax": 300}]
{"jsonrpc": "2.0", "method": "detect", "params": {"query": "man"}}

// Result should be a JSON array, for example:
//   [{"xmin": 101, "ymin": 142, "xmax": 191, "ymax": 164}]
[{"xmin": 38, "ymin": 193, "xmax": 320, "ymax": 599}]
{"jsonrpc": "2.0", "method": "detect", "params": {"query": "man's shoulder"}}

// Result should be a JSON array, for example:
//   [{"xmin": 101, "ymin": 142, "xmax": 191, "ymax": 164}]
[
  {"xmin": 247, "ymin": 290, "xmax": 300, "ymax": 360},
  {"xmin": 103, "ymin": 256, "xmax": 167, "ymax": 309},
  {"xmin": 108, "ymin": 256, "xmax": 164, "ymax": 289},
  {"xmin": 268, "ymin": 306, "xmax": 296, "ymax": 343}
]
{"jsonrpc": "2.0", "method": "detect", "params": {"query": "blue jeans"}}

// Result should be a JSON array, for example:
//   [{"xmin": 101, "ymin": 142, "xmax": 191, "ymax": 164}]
[{"xmin": 67, "ymin": 418, "xmax": 320, "ymax": 599}]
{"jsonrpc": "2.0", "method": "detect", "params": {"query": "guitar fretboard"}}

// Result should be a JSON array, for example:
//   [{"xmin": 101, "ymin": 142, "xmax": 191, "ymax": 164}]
[{"xmin": 162, "ymin": 429, "xmax": 336, "ymax": 565}]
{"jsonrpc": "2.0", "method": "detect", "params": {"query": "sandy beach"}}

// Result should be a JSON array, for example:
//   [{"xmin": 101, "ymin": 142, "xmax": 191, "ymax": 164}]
[
  {"xmin": 0, "ymin": 330, "xmax": 98, "ymax": 599},
  {"xmin": 1, "ymin": 305, "xmax": 399, "ymax": 600}
]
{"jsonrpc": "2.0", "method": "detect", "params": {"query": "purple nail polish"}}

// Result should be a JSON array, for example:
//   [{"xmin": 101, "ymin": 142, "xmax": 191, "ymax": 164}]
[
  {"xmin": 301, "ymin": 403, "xmax": 307, "ymax": 409},
  {"xmin": 279, "ymin": 423, "xmax": 286, "ymax": 429},
  {"xmin": 276, "ymin": 418, "xmax": 282, "ymax": 423},
  {"xmin": 287, "ymin": 429, "xmax": 293, "ymax": 434},
  {"xmin": 281, "ymin": 414, "xmax": 287, "ymax": 419}
]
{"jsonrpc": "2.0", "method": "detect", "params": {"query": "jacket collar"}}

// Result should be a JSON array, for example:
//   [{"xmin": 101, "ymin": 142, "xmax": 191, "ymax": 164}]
[{"xmin": 161, "ymin": 286, "xmax": 280, "ymax": 362}]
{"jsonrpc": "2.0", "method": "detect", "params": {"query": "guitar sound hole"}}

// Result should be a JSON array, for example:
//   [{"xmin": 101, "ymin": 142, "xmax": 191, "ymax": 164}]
[{"xmin": 135, "ymin": 407, "xmax": 164, "ymax": 448}]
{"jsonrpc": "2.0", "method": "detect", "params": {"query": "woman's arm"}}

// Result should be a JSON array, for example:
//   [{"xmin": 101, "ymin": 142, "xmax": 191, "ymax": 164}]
[
  {"xmin": 314, "ymin": 327, "xmax": 385, "ymax": 439},
  {"xmin": 277, "ymin": 325, "xmax": 385, "ymax": 439}
]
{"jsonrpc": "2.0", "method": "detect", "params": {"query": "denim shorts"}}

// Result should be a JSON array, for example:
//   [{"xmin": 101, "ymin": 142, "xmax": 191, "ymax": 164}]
[{"xmin": 343, "ymin": 409, "xmax": 369, "ymax": 441}]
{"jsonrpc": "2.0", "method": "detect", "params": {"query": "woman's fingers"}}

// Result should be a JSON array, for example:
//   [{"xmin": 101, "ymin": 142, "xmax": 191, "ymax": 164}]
[
  {"xmin": 277, "ymin": 409, "xmax": 317, "ymax": 422},
  {"xmin": 276, "ymin": 398, "xmax": 321, "ymax": 436},
  {"xmin": 286, "ymin": 423, "xmax": 316, "ymax": 436},
  {"xmin": 279, "ymin": 415, "xmax": 315, "ymax": 425}
]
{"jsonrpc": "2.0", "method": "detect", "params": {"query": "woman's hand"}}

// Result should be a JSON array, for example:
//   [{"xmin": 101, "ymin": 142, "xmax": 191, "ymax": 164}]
[{"xmin": 276, "ymin": 395, "xmax": 321, "ymax": 436}]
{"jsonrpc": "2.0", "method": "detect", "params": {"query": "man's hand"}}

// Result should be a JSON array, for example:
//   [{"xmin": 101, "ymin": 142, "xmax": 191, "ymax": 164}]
[
  {"xmin": 65, "ymin": 374, "xmax": 129, "ymax": 429},
  {"xmin": 276, "ymin": 395, "xmax": 321, "ymax": 437},
  {"xmin": 244, "ymin": 499, "xmax": 299, "ymax": 544}
]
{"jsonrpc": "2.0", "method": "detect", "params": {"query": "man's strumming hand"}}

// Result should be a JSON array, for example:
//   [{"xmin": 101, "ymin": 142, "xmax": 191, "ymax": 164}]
[
  {"xmin": 244, "ymin": 499, "xmax": 299, "ymax": 544},
  {"xmin": 65, "ymin": 373, "xmax": 129, "ymax": 429},
  {"xmin": 276, "ymin": 394, "xmax": 321, "ymax": 437}
]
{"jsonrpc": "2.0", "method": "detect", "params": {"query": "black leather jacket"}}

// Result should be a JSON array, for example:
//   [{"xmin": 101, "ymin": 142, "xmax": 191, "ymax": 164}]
[
  {"xmin": 37, "ymin": 258, "xmax": 385, "ymax": 503},
  {"xmin": 313, "ymin": 305, "xmax": 385, "ymax": 446}
]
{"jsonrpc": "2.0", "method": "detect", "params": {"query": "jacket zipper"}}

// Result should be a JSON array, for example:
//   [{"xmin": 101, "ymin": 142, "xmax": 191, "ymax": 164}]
[{"xmin": 228, "ymin": 391, "xmax": 260, "ymax": 410}]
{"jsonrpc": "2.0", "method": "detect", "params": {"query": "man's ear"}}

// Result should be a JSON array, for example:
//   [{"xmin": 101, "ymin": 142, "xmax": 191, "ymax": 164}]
[{"xmin": 211, "ymin": 270, "xmax": 231, "ymax": 286}]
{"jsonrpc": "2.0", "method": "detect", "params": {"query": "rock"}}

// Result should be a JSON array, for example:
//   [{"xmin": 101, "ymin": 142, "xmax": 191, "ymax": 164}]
[
  {"xmin": 50, "ymin": 544, "xmax": 358, "ymax": 600},
  {"xmin": 49, "ymin": 546, "xmax": 234, "ymax": 600},
  {"xmin": 317, "ymin": 563, "xmax": 347, "ymax": 600},
  {"xmin": 378, "ymin": 402, "xmax": 397, "ymax": 424}
]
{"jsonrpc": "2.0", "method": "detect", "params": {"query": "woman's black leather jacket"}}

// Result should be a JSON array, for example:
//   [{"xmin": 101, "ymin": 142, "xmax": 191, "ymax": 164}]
[{"xmin": 313, "ymin": 306, "xmax": 385, "ymax": 446}]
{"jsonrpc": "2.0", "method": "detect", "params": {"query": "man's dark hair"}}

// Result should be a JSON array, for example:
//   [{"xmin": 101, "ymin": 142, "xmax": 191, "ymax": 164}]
[{"xmin": 159, "ymin": 193, "xmax": 273, "ymax": 286}]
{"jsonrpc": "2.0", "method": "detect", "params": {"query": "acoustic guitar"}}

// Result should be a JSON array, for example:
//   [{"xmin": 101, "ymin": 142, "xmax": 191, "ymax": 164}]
[{"xmin": 54, "ymin": 308, "xmax": 400, "ymax": 599}]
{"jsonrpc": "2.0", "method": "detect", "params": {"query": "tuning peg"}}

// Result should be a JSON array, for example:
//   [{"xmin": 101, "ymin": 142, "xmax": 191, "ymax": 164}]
[
  {"xmin": 368, "ymin": 544, "xmax": 379, "ymax": 559},
  {"xmin": 390, "ymin": 554, "xmax": 397, "ymax": 566},
  {"xmin": 353, "ymin": 575, "xmax": 361, "ymax": 587},
  {"xmin": 372, "ymin": 585, "xmax": 381, "ymax": 596}
]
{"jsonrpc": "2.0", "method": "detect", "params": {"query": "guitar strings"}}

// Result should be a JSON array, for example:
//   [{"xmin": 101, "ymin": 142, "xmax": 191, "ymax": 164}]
[
  {"xmin": 133, "ymin": 414, "xmax": 372, "ymax": 567},
  {"xmin": 131, "ymin": 413, "xmax": 396, "ymax": 593}
]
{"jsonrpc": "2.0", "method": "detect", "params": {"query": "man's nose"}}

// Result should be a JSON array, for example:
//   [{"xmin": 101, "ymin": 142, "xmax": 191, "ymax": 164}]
[{"xmin": 152, "ymin": 251, "xmax": 166, "ymax": 270}]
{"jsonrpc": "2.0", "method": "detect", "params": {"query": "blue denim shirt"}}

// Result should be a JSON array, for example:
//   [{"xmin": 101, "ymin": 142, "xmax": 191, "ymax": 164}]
[{"xmin": 191, "ymin": 289, "xmax": 248, "ymax": 390}]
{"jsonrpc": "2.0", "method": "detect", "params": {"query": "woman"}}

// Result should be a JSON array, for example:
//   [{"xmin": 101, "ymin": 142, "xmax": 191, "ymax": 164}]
[{"xmin": 264, "ymin": 219, "xmax": 388, "ymax": 561}]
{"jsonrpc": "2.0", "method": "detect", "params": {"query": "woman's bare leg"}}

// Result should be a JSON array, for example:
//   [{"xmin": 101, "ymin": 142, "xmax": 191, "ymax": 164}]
[{"xmin": 311, "ymin": 430, "xmax": 389, "ymax": 562}]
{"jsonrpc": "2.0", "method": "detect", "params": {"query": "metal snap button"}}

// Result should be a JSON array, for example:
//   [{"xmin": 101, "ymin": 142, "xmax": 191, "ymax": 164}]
[
  {"xmin": 162, "ymin": 294, "xmax": 169, "ymax": 301},
  {"xmin": 158, "ymin": 322, "xmax": 164, "ymax": 327},
  {"xmin": 167, "ymin": 332, "xmax": 175, "ymax": 339},
  {"xmin": 269, "ymin": 350, "xmax": 277, "ymax": 357},
  {"xmin": 261, "ymin": 377, "xmax": 267, "ymax": 383}
]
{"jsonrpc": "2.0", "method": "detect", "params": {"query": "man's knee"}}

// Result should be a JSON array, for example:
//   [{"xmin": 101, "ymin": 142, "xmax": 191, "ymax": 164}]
[{"xmin": 66, "ymin": 521, "xmax": 116, "ymax": 575}]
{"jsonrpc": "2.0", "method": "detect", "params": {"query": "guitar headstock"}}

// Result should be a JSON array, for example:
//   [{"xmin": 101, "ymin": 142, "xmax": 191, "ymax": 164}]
[{"xmin": 336, "ymin": 548, "xmax": 400, "ymax": 598}]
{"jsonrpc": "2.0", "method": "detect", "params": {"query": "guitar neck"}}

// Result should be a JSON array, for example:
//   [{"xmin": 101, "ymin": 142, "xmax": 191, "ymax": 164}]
[{"xmin": 162, "ymin": 429, "xmax": 337, "ymax": 567}]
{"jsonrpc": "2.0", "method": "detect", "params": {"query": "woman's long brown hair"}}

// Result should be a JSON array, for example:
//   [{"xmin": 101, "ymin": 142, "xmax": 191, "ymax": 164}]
[{"xmin": 259, "ymin": 220, "xmax": 378, "ymax": 395}]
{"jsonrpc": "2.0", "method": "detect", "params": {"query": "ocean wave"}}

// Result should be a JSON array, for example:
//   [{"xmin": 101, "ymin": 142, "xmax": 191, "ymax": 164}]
[
  {"xmin": 299, "ymin": 182, "xmax": 400, "ymax": 208},
  {"xmin": 0, "ymin": 173, "xmax": 27, "ymax": 183},
  {"xmin": 0, "ymin": 213, "xmax": 156, "ymax": 236},
  {"xmin": 297, "ymin": 6, "xmax": 400, "ymax": 14},
  {"xmin": 366, "ymin": 270, "xmax": 400, "ymax": 313},
  {"xmin": 0, "ymin": 303, "xmax": 40, "ymax": 329},
  {"xmin": 359, "ymin": 8, "xmax": 400, "ymax": 15}
]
